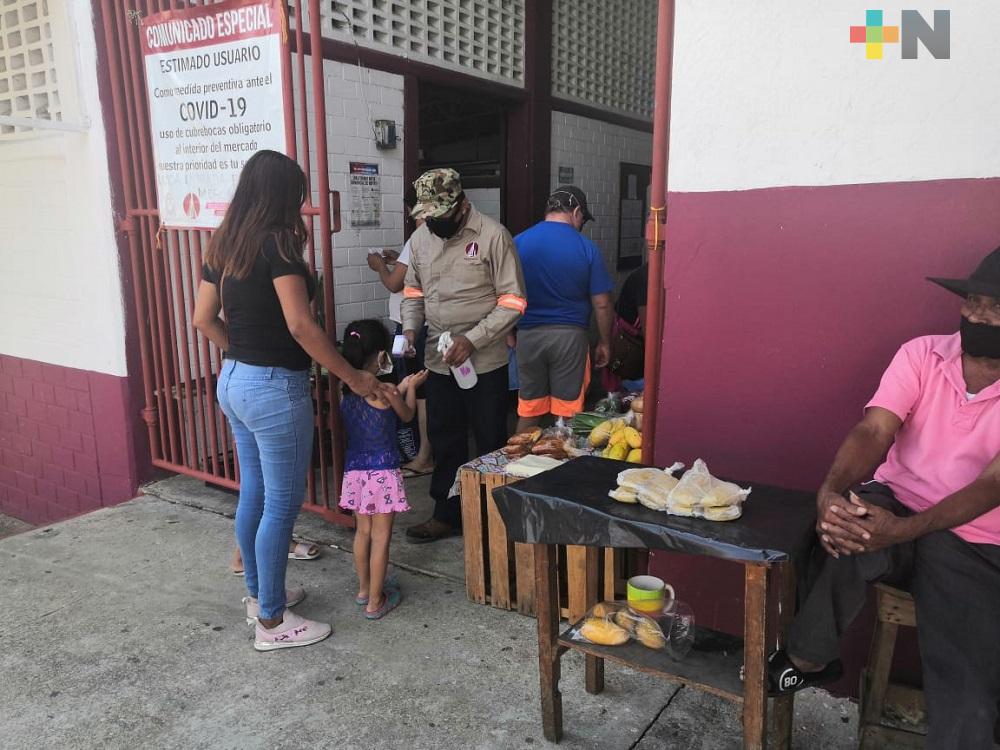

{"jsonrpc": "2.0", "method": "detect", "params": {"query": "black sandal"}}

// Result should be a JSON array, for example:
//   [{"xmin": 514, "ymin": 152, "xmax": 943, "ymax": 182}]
[{"xmin": 766, "ymin": 650, "xmax": 843, "ymax": 696}]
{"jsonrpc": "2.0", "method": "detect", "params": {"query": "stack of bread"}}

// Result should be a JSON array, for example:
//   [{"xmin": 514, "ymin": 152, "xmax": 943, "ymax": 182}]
[
  {"xmin": 575, "ymin": 601, "xmax": 667, "ymax": 650},
  {"xmin": 501, "ymin": 428, "xmax": 571, "ymax": 461},
  {"xmin": 500, "ymin": 428, "xmax": 542, "ymax": 459},
  {"xmin": 608, "ymin": 463, "xmax": 685, "ymax": 509},
  {"xmin": 607, "ymin": 459, "xmax": 750, "ymax": 522},
  {"xmin": 665, "ymin": 459, "xmax": 750, "ymax": 521}
]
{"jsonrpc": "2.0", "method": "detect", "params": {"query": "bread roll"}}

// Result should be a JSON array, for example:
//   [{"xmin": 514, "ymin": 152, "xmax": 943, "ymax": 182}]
[
  {"xmin": 609, "ymin": 487, "xmax": 639, "ymax": 504},
  {"xmin": 579, "ymin": 617, "xmax": 629, "ymax": 646},
  {"xmin": 703, "ymin": 504, "xmax": 742, "ymax": 521},
  {"xmin": 507, "ymin": 428, "xmax": 541, "ymax": 446},
  {"xmin": 635, "ymin": 617, "xmax": 667, "ymax": 649},
  {"xmin": 701, "ymin": 481, "xmax": 747, "ymax": 507}
]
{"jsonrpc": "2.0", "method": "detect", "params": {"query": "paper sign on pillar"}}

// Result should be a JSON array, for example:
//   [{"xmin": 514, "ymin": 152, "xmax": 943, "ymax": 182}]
[{"xmin": 140, "ymin": 0, "xmax": 290, "ymax": 229}]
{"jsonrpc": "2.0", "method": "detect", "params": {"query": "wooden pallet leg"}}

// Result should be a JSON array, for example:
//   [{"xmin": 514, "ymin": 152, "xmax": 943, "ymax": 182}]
[
  {"xmin": 514, "ymin": 542, "xmax": 536, "ymax": 615},
  {"xmin": 486, "ymin": 474, "xmax": 512, "ymax": 610},
  {"xmin": 743, "ymin": 564, "xmax": 770, "ymax": 750},
  {"xmin": 460, "ymin": 470, "xmax": 487, "ymax": 604},
  {"xmin": 861, "ymin": 618, "xmax": 898, "ymax": 737},
  {"xmin": 603, "ymin": 547, "xmax": 616, "ymax": 601},
  {"xmin": 566, "ymin": 545, "xmax": 589, "ymax": 621},
  {"xmin": 585, "ymin": 546, "xmax": 604, "ymax": 695},
  {"xmin": 772, "ymin": 563, "xmax": 796, "ymax": 750},
  {"xmin": 535, "ymin": 543, "xmax": 563, "ymax": 743}
]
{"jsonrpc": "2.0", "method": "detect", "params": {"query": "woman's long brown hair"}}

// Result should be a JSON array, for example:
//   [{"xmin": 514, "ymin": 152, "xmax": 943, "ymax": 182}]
[{"xmin": 204, "ymin": 150, "xmax": 308, "ymax": 282}]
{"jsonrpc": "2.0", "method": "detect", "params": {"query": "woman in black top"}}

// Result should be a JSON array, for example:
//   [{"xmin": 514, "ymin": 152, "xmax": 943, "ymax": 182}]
[{"xmin": 194, "ymin": 150, "xmax": 386, "ymax": 651}]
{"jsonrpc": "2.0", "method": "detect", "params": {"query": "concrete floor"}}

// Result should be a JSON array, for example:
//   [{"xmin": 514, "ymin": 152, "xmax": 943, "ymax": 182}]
[
  {"xmin": 0, "ymin": 511, "xmax": 32, "ymax": 540},
  {"xmin": 0, "ymin": 475, "xmax": 864, "ymax": 750}
]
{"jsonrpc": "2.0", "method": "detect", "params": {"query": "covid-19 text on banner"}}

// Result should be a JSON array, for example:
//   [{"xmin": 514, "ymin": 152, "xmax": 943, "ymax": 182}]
[{"xmin": 141, "ymin": 0, "xmax": 290, "ymax": 229}]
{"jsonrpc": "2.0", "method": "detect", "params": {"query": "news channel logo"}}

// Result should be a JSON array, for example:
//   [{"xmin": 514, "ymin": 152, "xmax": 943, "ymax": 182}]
[{"xmin": 850, "ymin": 9, "xmax": 950, "ymax": 59}]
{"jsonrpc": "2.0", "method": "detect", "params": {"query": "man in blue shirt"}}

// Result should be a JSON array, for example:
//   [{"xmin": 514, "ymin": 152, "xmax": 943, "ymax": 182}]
[{"xmin": 514, "ymin": 186, "xmax": 614, "ymax": 432}]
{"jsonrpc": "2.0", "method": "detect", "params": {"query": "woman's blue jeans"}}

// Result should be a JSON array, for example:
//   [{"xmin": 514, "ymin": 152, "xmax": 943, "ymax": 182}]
[{"xmin": 217, "ymin": 360, "xmax": 314, "ymax": 620}]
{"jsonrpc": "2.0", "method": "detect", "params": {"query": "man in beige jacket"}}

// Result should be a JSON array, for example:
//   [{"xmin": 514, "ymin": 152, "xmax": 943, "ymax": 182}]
[{"xmin": 401, "ymin": 168, "xmax": 526, "ymax": 542}]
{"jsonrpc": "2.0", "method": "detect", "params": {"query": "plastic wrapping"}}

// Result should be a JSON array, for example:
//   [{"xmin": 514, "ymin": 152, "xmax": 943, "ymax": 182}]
[
  {"xmin": 569, "ymin": 601, "xmax": 695, "ymax": 660},
  {"xmin": 613, "ymin": 463, "xmax": 684, "ymax": 510},
  {"xmin": 594, "ymin": 392, "xmax": 624, "ymax": 415},
  {"xmin": 570, "ymin": 601, "xmax": 668, "ymax": 651},
  {"xmin": 543, "ymin": 417, "xmax": 573, "ymax": 442},
  {"xmin": 666, "ymin": 459, "xmax": 751, "ymax": 520},
  {"xmin": 490, "ymin": 456, "xmax": 817, "ymax": 565}
]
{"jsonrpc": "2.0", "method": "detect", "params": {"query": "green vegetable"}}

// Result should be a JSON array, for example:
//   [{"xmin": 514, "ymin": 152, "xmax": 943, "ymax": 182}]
[{"xmin": 572, "ymin": 411, "xmax": 610, "ymax": 435}]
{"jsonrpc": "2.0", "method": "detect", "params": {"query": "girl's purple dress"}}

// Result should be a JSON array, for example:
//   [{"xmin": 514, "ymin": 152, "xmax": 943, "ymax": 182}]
[{"xmin": 338, "ymin": 393, "xmax": 410, "ymax": 515}]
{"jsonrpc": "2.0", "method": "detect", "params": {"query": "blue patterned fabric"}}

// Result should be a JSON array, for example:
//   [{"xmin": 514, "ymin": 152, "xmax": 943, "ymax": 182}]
[{"xmin": 342, "ymin": 393, "xmax": 400, "ymax": 471}]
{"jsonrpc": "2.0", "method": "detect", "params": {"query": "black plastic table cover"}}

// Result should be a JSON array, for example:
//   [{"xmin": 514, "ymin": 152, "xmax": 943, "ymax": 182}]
[{"xmin": 491, "ymin": 456, "xmax": 817, "ymax": 565}]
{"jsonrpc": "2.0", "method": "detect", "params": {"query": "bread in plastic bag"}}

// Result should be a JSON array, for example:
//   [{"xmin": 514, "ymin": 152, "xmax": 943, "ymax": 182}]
[
  {"xmin": 577, "ymin": 616, "xmax": 629, "ymax": 646},
  {"xmin": 542, "ymin": 416, "xmax": 573, "ymax": 442},
  {"xmin": 615, "ymin": 462, "xmax": 684, "ymax": 511},
  {"xmin": 665, "ymin": 459, "xmax": 751, "ymax": 520},
  {"xmin": 570, "ymin": 601, "xmax": 667, "ymax": 651},
  {"xmin": 608, "ymin": 486, "xmax": 639, "ymax": 504}
]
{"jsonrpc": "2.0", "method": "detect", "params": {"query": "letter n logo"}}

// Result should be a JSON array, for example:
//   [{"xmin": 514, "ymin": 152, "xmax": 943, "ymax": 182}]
[{"xmin": 902, "ymin": 10, "xmax": 951, "ymax": 59}]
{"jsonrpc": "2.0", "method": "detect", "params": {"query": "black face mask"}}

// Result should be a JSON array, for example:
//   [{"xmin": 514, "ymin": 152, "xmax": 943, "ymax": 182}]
[
  {"xmin": 426, "ymin": 209, "xmax": 464, "ymax": 239},
  {"xmin": 960, "ymin": 315, "xmax": 1000, "ymax": 359}
]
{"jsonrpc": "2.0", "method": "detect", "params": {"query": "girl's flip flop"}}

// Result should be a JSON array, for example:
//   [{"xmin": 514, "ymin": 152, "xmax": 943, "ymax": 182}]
[
  {"xmin": 288, "ymin": 541, "xmax": 321, "ymax": 561},
  {"xmin": 365, "ymin": 588, "xmax": 402, "ymax": 620},
  {"xmin": 355, "ymin": 575, "xmax": 400, "ymax": 606}
]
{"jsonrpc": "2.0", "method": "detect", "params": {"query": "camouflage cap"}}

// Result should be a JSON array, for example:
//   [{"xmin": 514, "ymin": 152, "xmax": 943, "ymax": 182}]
[{"xmin": 410, "ymin": 168, "xmax": 464, "ymax": 219}]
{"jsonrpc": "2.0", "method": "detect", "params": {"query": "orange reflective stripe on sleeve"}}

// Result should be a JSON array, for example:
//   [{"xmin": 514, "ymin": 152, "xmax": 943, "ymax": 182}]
[
  {"xmin": 403, "ymin": 286, "xmax": 424, "ymax": 299},
  {"xmin": 497, "ymin": 294, "xmax": 527, "ymax": 313}
]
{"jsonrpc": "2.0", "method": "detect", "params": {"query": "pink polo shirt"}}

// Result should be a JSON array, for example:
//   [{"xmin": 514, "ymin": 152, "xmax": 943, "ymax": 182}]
[{"xmin": 868, "ymin": 333, "xmax": 1000, "ymax": 546}]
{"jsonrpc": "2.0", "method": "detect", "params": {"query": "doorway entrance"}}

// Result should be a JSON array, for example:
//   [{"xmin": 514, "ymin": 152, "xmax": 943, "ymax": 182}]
[{"xmin": 418, "ymin": 82, "xmax": 506, "ymax": 224}]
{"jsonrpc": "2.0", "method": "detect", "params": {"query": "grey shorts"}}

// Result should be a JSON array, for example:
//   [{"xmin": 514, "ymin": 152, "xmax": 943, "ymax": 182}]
[{"xmin": 515, "ymin": 325, "xmax": 590, "ymax": 417}]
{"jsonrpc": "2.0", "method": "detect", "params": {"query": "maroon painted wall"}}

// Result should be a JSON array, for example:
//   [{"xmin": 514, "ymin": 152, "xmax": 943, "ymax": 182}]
[
  {"xmin": 648, "ymin": 176, "xmax": 1000, "ymax": 695},
  {"xmin": 0, "ymin": 354, "xmax": 142, "ymax": 524}
]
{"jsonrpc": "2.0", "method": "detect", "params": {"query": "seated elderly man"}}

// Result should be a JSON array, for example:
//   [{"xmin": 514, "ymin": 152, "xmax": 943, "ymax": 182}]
[{"xmin": 768, "ymin": 246, "xmax": 1000, "ymax": 750}]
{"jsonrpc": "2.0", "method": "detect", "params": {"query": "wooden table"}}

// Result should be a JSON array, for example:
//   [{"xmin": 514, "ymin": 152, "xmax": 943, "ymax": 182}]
[
  {"xmin": 492, "ymin": 457, "xmax": 816, "ymax": 750},
  {"xmin": 459, "ymin": 458, "xmax": 635, "ymax": 618}
]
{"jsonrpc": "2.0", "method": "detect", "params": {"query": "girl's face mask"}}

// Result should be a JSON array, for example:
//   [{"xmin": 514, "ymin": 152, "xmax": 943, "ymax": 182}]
[{"xmin": 377, "ymin": 351, "xmax": 394, "ymax": 376}]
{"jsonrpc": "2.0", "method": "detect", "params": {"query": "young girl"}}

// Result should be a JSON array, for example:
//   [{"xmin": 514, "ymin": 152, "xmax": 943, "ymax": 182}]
[{"xmin": 339, "ymin": 319, "xmax": 428, "ymax": 619}]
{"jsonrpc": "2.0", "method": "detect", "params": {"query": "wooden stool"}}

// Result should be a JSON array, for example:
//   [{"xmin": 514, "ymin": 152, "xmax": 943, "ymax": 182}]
[{"xmin": 858, "ymin": 583, "xmax": 926, "ymax": 748}]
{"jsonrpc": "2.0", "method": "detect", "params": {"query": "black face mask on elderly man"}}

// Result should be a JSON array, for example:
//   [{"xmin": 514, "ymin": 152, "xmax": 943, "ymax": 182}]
[
  {"xmin": 960, "ymin": 316, "xmax": 1000, "ymax": 359},
  {"xmin": 426, "ymin": 204, "xmax": 465, "ymax": 239}
]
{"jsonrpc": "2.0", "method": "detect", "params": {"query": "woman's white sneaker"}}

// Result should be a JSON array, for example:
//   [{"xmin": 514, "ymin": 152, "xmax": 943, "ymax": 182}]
[
  {"xmin": 243, "ymin": 587, "xmax": 306, "ymax": 625},
  {"xmin": 253, "ymin": 611, "xmax": 332, "ymax": 651}
]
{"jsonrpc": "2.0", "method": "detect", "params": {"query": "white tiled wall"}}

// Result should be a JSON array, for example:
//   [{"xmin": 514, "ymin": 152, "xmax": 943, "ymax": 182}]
[
  {"xmin": 549, "ymin": 111, "xmax": 653, "ymax": 289},
  {"xmin": 465, "ymin": 187, "xmax": 501, "ymax": 223},
  {"xmin": 551, "ymin": 0, "xmax": 656, "ymax": 119},
  {"xmin": 293, "ymin": 59, "xmax": 406, "ymax": 340},
  {"xmin": 305, "ymin": 0, "xmax": 526, "ymax": 88},
  {"xmin": 0, "ymin": 2, "xmax": 125, "ymax": 375}
]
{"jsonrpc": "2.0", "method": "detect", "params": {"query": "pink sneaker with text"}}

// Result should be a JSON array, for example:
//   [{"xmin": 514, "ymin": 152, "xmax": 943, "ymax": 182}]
[{"xmin": 253, "ymin": 611, "xmax": 332, "ymax": 652}]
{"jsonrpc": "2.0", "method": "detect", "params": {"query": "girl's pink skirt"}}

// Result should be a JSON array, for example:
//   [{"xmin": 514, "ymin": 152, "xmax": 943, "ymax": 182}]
[{"xmin": 338, "ymin": 469, "xmax": 411, "ymax": 515}]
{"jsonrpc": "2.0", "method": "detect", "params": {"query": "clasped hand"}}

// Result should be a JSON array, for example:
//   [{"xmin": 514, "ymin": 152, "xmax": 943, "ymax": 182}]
[{"xmin": 816, "ymin": 489, "xmax": 910, "ymax": 558}]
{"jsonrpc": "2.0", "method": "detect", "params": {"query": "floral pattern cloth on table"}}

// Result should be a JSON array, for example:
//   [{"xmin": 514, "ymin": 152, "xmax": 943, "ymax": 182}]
[
  {"xmin": 448, "ymin": 445, "xmax": 604, "ymax": 498},
  {"xmin": 448, "ymin": 449, "xmax": 512, "ymax": 498}
]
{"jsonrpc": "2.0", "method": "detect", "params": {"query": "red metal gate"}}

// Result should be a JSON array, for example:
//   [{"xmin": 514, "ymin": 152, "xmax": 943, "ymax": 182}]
[{"xmin": 97, "ymin": 0, "xmax": 352, "ymax": 524}]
